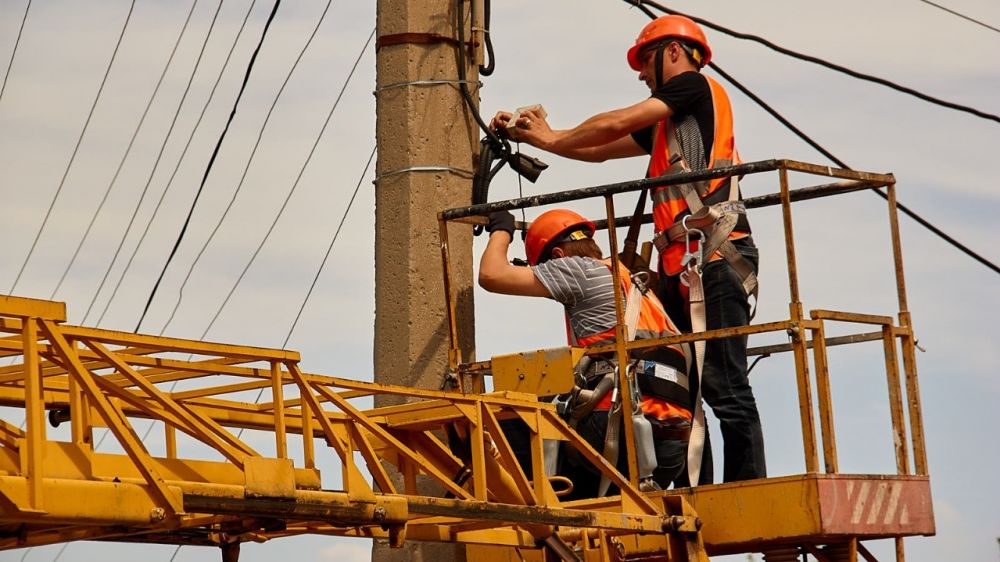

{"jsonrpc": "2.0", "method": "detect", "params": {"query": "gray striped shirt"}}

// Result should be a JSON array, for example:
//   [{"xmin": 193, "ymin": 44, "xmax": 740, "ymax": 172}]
[{"xmin": 531, "ymin": 256, "xmax": 618, "ymax": 342}]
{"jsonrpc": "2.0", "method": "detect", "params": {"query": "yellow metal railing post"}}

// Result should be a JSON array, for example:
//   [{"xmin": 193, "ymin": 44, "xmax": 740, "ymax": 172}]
[
  {"xmin": 885, "ymin": 181, "xmax": 928, "ymax": 475},
  {"xmin": 438, "ymin": 217, "xmax": 463, "ymax": 387},
  {"xmin": 882, "ymin": 325, "xmax": 911, "ymax": 475},
  {"xmin": 810, "ymin": 320, "xmax": 838, "ymax": 473},
  {"xmin": 604, "ymin": 194, "xmax": 640, "ymax": 487},
  {"xmin": 778, "ymin": 166, "xmax": 819, "ymax": 473}
]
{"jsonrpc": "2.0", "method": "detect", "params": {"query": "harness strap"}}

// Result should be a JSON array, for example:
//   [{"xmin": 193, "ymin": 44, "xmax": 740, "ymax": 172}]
[
  {"xmin": 598, "ymin": 393, "xmax": 623, "ymax": 497},
  {"xmin": 597, "ymin": 274, "xmax": 645, "ymax": 497},
  {"xmin": 686, "ymin": 268, "xmax": 708, "ymax": 487}
]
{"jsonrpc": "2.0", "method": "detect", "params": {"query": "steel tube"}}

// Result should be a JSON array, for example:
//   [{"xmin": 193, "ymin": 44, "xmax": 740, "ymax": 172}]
[{"xmin": 440, "ymin": 160, "xmax": 785, "ymax": 220}]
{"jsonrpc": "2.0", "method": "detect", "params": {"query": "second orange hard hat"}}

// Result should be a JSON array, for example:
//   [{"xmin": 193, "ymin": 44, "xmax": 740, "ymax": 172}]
[{"xmin": 525, "ymin": 209, "xmax": 596, "ymax": 265}]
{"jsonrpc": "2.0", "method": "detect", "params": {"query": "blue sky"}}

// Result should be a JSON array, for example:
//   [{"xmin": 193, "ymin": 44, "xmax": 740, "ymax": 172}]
[{"xmin": 0, "ymin": 1, "xmax": 997, "ymax": 561}]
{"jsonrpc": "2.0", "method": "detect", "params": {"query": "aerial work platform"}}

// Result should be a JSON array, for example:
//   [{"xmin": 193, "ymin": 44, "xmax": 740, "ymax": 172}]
[{"xmin": 0, "ymin": 160, "xmax": 932, "ymax": 561}]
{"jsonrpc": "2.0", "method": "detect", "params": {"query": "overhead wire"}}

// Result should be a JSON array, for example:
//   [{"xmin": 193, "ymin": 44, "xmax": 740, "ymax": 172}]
[
  {"xmin": 626, "ymin": 0, "xmax": 1000, "ymax": 125},
  {"xmin": 0, "ymin": 0, "xmax": 31, "ymax": 107},
  {"xmin": 49, "ymin": 0, "xmax": 201, "ymax": 300},
  {"xmin": 35, "ymin": 11, "xmax": 239, "ymax": 562},
  {"xmin": 84, "ymin": 0, "xmax": 259, "ymax": 326},
  {"xmin": 280, "ymin": 146, "xmax": 377, "ymax": 347},
  {"xmin": 161, "ymin": 25, "xmax": 374, "ymax": 562},
  {"xmin": 632, "ymin": 1, "xmax": 999, "ymax": 276},
  {"xmin": 158, "ymin": 0, "xmax": 336, "ymax": 335},
  {"xmin": 133, "ymin": 0, "xmax": 283, "ymax": 333},
  {"xmin": 707, "ymin": 62, "xmax": 999, "ymax": 275},
  {"xmin": 916, "ymin": 0, "xmax": 1000, "ymax": 35},
  {"xmin": 161, "ymin": 26, "xmax": 375, "ymax": 338},
  {"xmin": 164, "ymin": 146, "xmax": 376, "ymax": 562},
  {"xmin": 8, "ymin": 0, "xmax": 137, "ymax": 294}
]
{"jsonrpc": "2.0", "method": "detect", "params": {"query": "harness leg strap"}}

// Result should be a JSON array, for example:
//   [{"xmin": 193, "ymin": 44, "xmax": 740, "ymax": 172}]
[{"xmin": 686, "ymin": 268, "xmax": 708, "ymax": 487}]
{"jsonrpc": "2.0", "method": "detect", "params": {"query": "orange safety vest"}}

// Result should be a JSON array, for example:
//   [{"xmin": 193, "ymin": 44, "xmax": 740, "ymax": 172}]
[
  {"xmin": 647, "ymin": 75, "xmax": 750, "ymax": 276},
  {"xmin": 570, "ymin": 260, "xmax": 691, "ymax": 423}
]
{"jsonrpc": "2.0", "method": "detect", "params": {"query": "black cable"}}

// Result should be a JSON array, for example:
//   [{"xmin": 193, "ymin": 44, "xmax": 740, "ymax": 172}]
[
  {"xmin": 50, "ymin": 0, "xmax": 200, "ymax": 301},
  {"xmin": 161, "ymin": 146, "xmax": 376, "ymax": 562},
  {"xmin": 158, "ymin": 0, "xmax": 334, "ymax": 333},
  {"xmin": 82, "ymin": 0, "xmax": 228, "ymax": 325},
  {"xmin": 161, "ymin": 23, "xmax": 373, "ymax": 338},
  {"xmin": 86, "ymin": 0, "xmax": 258, "ymax": 326},
  {"xmin": 515, "ymin": 142, "xmax": 527, "ymax": 239},
  {"xmin": 0, "ymin": 0, "xmax": 31, "ymax": 107},
  {"xmin": 455, "ymin": 0, "xmax": 499, "ymax": 141},
  {"xmin": 627, "ymin": 0, "xmax": 656, "ymax": 18},
  {"xmin": 632, "ymin": 2, "xmax": 1000, "ymax": 276},
  {"xmin": 8, "ymin": 0, "xmax": 136, "ymax": 293},
  {"xmin": 134, "ymin": 0, "xmax": 282, "ymax": 333},
  {"xmin": 628, "ymin": 0, "xmax": 1000, "ymax": 125},
  {"xmin": 479, "ymin": 0, "xmax": 495, "ymax": 75},
  {"xmin": 282, "ymin": 146, "xmax": 376, "ymax": 344},
  {"xmin": 916, "ymin": 0, "xmax": 1000, "ymax": 35},
  {"xmin": 708, "ymin": 62, "xmax": 999, "ymax": 276}
]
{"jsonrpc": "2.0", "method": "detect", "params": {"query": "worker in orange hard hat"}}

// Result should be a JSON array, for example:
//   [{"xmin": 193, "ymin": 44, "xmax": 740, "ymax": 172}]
[
  {"xmin": 479, "ymin": 208, "xmax": 693, "ymax": 496},
  {"xmin": 490, "ymin": 14, "xmax": 764, "ymax": 485}
]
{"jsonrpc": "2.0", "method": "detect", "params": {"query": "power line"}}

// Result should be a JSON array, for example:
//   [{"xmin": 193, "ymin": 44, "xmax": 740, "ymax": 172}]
[
  {"xmin": 49, "ymin": 0, "xmax": 201, "ymax": 300},
  {"xmin": 84, "ymin": 0, "xmax": 259, "ymax": 326},
  {"xmin": 627, "ymin": 0, "xmax": 1000, "ymax": 125},
  {"xmin": 162, "ymin": 26, "xmax": 375, "ymax": 338},
  {"xmin": 159, "ymin": 0, "xmax": 336, "ymax": 334},
  {"xmin": 633, "ymin": 2, "xmax": 1000, "ymax": 276},
  {"xmin": 38, "ymin": 7, "xmax": 210, "ymax": 558},
  {"xmin": 916, "ymin": 0, "xmax": 1000, "ymax": 34},
  {"xmin": 133, "ymin": 0, "xmax": 283, "ymax": 333},
  {"xmin": 707, "ymin": 62, "xmax": 999, "ymax": 275},
  {"xmin": 162, "ymin": 145, "xmax": 375, "ymax": 562},
  {"xmin": 84, "ymin": 0, "xmax": 226, "ymax": 326},
  {"xmin": 283, "ymin": 146, "xmax": 377, "ymax": 346},
  {"xmin": 8, "ymin": 0, "xmax": 137, "ymax": 293},
  {"xmin": 0, "ymin": 0, "xmax": 31, "ymax": 106}
]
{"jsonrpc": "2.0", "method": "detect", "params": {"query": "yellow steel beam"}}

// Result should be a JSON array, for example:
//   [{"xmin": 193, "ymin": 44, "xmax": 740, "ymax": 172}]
[
  {"xmin": 21, "ymin": 317, "xmax": 45, "ymax": 512},
  {"xmin": 86, "ymin": 340, "xmax": 258, "ymax": 466},
  {"xmin": 60, "ymin": 325, "xmax": 299, "ymax": 361},
  {"xmin": 310, "ymin": 379, "xmax": 473, "ymax": 500},
  {"xmin": 40, "ymin": 320, "xmax": 184, "ymax": 515},
  {"xmin": 0, "ymin": 295, "xmax": 66, "ymax": 322}
]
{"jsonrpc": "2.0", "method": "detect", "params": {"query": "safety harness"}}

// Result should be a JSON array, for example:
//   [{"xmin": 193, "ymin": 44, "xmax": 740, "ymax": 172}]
[
  {"xmin": 556, "ymin": 265, "xmax": 691, "ymax": 495},
  {"xmin": 650, "ymin": 117, "xmax": 758, "ymax": 486}
]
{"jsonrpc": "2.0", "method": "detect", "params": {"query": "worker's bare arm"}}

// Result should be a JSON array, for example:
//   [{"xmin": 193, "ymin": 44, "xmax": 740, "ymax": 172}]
[
  {"xmin": 558, "ymin": 135, "xmax": 647, "ymax": 162},
  {"xmin": 493, "ymin": 98, "xmax": 670, "ymax": 159},
  {"xmin": 478, "ymin": 232, "xmax": 551, "ymax": 297}
]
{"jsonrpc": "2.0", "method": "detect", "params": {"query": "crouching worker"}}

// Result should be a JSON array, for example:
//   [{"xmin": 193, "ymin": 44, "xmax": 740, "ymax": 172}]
[{"xmin": 479, "ymin": 208, "xmax": 692, "ymax": 496}]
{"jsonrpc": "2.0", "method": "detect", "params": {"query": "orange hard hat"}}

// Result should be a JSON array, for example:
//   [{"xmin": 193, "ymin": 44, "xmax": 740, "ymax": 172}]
[
  {"xmin": 525, "ymin": 209, "xmax": 596, "ymax": 265},
  {"xmin": 626, "ymin": 15, "xmax": 712, "ymax": 71}
]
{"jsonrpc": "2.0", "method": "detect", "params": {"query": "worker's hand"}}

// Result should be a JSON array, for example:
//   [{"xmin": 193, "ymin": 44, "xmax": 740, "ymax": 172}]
[
  {"xmin": 508, "ymin": 107, "xmax": 553, "ymax": 147},
  {"xmin": 486, "ymin": 211, "xmax": 515, "ymax": 238},
  {"xmin": 491, "ymin": 111, "xmax": 514, "ymax": 132}
]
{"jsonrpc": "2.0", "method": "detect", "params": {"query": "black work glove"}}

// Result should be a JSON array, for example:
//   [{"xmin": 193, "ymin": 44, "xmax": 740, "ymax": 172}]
[{"xmin": 486, "ymin": 211, "xmax": 515, "ymax": 238}]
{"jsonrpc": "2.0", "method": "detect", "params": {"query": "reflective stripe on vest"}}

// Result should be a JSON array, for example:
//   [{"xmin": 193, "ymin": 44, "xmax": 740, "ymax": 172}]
[
  {"xmin": 571, "ymin": 259, "xmax": 691, "ymax": 419},
  {"xmin": 646, "ymin": 75, "xmax": 750, "ymax": 275}
]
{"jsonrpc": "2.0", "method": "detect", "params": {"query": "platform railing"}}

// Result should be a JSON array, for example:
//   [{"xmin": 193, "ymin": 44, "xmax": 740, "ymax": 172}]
[{"xmin": 439, "ymin": 159, "xmax": 928, "ymax": 484}]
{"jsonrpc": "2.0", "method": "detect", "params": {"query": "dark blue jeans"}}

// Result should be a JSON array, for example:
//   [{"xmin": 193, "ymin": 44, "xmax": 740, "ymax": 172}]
[
  {"xmin": 565, "ymin": 410, "xmax": 687, "ymax": 498},
  {"xmin": 659, "ymin": 238, "xmax": 766, "ymax": 482}
]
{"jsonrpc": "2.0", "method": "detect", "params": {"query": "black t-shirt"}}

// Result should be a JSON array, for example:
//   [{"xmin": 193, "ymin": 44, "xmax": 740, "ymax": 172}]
[{"xmin": 631, "ymin": 71, "xmax": 714, "ymax": 169}]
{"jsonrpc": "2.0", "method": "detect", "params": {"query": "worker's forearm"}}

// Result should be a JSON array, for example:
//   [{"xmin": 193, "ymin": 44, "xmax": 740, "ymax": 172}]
[
  {"xmin": 478, "ymin": 232, "xmax": 512, "ymax": 288},
  {"xmin": 541, "ymin": 112, "xmax": 630, "ymax": 156}
]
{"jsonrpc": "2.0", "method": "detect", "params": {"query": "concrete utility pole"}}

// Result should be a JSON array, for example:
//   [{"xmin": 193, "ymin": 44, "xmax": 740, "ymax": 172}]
[{"xmin": 374, "ymin": 0, "xmax": 481, "ymax": 560}]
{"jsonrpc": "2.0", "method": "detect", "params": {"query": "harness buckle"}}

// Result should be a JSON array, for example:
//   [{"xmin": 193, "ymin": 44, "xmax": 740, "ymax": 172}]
[
  {"xmin": 631, "ymin": 270, "xmax": 652, "ymax": 295},
  {"xmin": 679, "ymin": 215, "xmax": 705, "ymax": 271}
]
